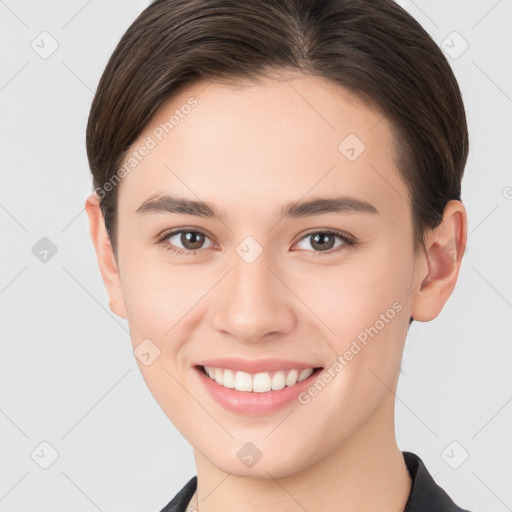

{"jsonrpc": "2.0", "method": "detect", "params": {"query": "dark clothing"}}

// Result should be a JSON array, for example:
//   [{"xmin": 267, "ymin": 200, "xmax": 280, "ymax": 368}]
[{"xmin": 159, "ymin": 451, "xmax": 472, "ymax": 512}]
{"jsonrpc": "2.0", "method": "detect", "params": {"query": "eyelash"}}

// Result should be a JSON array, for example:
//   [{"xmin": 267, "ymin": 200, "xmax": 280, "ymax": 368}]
[{"xmin": 156, "ymin": 228, "xmax": 356, "ymax": 257}]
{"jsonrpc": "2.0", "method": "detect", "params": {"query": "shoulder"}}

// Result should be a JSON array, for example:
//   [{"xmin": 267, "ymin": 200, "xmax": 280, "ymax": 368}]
[{"xmin": 402, "ymin": 451, "xmax": 474, "ymax": 512}]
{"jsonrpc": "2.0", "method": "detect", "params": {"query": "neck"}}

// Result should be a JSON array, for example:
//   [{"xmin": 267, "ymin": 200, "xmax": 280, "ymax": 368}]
[{"xmin": 190, "ymin": 394, "xmax": 411, "ymax": 512}]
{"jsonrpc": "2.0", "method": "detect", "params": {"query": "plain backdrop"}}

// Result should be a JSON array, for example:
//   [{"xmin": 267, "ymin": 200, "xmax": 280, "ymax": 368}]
[{"xmin": 0, "ymin": 1, "xmax": 511, "ymax": 511}]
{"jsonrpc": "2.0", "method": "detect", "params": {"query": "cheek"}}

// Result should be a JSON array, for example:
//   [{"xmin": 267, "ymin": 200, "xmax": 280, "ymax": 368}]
[
  {"xmin": 119, "ymin": 257, "xmax": 198, "ymax": 425},
  {"xmin": 297, "ymin": 248, "xmax": 407, "ymax": 332},
  {"xmin": 119, "ymin": 250, "xmax": 196, "ymax": 337},
  {"xmin": 298, "ymin": 246, "xmax": 410, "ymax": 388}
]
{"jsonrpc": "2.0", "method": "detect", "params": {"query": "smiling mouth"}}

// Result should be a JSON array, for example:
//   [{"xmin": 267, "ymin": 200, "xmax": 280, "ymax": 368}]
[{"xmin": 197, "ymin": 365, "xmax": 323, "ymax": 393}]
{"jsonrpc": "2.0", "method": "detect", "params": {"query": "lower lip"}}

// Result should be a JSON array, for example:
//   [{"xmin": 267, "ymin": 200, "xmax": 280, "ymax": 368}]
[{"xmin": 193, "ymin": 366, "xmax": 323, "ymax": 416}]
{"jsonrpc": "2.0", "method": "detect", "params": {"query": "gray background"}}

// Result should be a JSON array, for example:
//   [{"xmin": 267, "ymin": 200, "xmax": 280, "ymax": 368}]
[{"xmin": 0, "ymin": 0, "xmax": 510, "ymax": 510}]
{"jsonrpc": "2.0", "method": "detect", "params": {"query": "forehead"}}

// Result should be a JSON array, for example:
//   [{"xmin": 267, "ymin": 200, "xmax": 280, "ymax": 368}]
[{"xmin": 117, "ymin": 74, "xmax": 410, "ymax": 224}]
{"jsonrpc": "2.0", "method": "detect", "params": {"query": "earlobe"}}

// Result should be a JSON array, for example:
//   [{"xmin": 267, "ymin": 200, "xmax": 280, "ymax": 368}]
[
  {"xmin": 410, "ymin": 200, "xmax": 467, "ymax": 322},
  {"xmin": 84, "ymin": 193, "xmax": 128, "ymax": 319}
]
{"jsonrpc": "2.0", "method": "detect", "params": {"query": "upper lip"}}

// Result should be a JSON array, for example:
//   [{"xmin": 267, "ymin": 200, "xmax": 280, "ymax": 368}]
[{"xmin": 194, "ymin": 357, "xmax": 322, "ymax": 374}]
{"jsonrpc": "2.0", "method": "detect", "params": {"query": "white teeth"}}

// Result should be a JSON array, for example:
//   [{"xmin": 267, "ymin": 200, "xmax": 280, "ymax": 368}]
[
  {"xmin": 285, "ymin": 369, "xmax": 298, "ymax": 386},
  {"xmin": 214, "ymin": 368, "xmax": 224, "ymax": 386},
  {"xmin": 298, "ymin": 368, "xmax": 314, "ymax": 382},
  {"xmin": 203, "ymin": 365, "xmax": 316, "ymax": 392},
  {"xmin": 234, "ymin": 371, "xmax": 252, "ymax": 392},
  {"xmin": 223, "ymin": 369, "xmax": 235, "ymax": 388},
  {"xmin": 253, "ymin": 372, "xmax": 272, "ymax": 393},
  {"xmin": 271, "ymin": 371, "xmax": 286, "ymax": 390}
]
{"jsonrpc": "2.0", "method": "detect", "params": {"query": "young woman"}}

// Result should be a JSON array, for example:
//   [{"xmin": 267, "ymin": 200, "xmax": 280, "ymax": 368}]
[{"xmin": 85, "ymin": 0, "xmax": 472, "ymax": 510}]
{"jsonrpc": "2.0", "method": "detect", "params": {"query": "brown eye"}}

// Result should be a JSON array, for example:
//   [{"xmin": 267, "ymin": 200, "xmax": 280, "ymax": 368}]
[
  {"xmin": 161, "ymin": 229, "xmax": 215, "ymax": 254},
  {"xmin": 309, "ymin": 232, "xmax": 336, "ymax": 251},
  {"xmin": 294, "ymin": 230, "xmax": 354, "ymax": 256},
  {"xmin": 178, "ymin": 231, "xmax": 206, "ymax": 250}
]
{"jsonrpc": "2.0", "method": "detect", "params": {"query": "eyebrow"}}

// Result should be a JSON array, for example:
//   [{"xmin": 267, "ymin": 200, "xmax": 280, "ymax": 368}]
[{"xmin": 135, "ymin": 193, "xmax": 379, "ymax": 220}]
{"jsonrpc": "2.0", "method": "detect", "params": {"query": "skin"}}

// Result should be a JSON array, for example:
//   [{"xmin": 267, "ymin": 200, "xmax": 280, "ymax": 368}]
[{"xmin": 86, "ymin": 73, "xmax": 467, "ymax": 512}]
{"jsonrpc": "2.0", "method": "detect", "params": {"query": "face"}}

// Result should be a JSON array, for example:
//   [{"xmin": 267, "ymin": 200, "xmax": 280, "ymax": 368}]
[{"xmin": 87, "ymin": 73, "xmax": 464, "ymax": 479}]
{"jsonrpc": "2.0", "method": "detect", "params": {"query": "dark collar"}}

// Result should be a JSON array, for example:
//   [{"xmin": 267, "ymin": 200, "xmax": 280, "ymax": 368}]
[
  {"xmin": 402, "ymin": 451, "xmax": 471, "ymax": 511},
  {"xmin": 159, "ymin": 451, "xmax": 472, "ymax": 512}
]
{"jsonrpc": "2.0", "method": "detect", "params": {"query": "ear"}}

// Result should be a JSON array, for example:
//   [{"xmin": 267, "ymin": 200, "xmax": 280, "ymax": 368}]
[
  {"xmin": 410, "ymin": 200, "xmax": 468, "ymax": 322},
  {"xmin": 84, "ymin": 193, "xmax": 128, "ymax": 319}
]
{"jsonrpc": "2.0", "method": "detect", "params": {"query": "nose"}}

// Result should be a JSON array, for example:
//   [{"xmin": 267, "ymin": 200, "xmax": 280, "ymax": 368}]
[{"xmin": 210, "ymin": 252, "xmax": 297, "ymax": 343}]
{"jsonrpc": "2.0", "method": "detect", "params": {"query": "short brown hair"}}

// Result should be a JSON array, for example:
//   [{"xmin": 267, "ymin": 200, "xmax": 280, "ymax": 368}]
[{"xmin": 86, "ymin": 0, "xmax": 468, "ymax": 260}]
